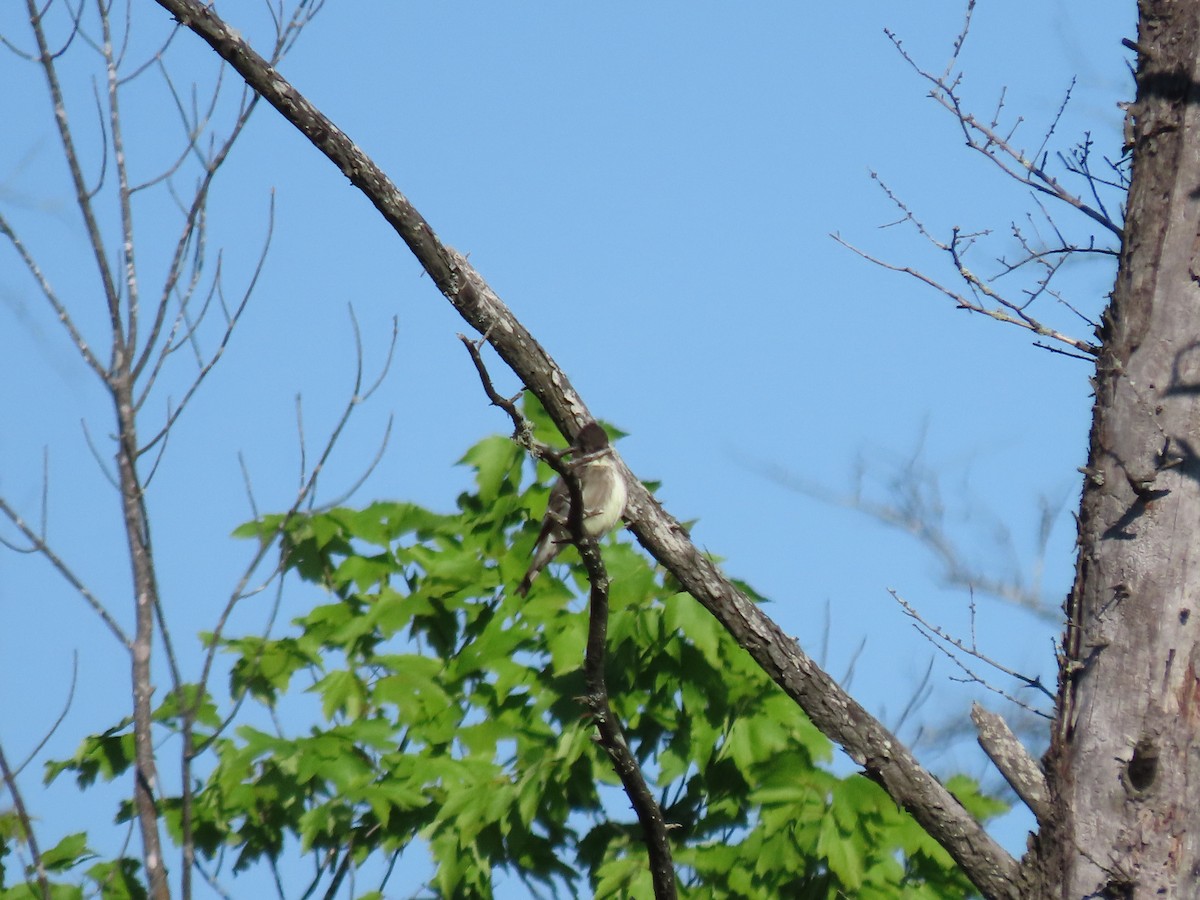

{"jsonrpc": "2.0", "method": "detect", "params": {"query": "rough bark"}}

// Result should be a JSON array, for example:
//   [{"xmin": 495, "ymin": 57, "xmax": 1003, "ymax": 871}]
[
  {"xmin": 972, "ymin": 703, "xmax": 1051, "ymax": 827},
  {"xmin": 1042, "ymin": 4, "xmax": 1200, "ymax": 896}
]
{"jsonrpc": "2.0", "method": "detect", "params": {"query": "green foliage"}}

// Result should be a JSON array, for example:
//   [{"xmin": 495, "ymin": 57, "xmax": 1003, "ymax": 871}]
[
  {"xmin": 0, "ymin": 826, "xmax": 144, "ymax": 900},
  {"xmin": 27, "ymin": 400, "xmax": 1005, "ymax": 898}
]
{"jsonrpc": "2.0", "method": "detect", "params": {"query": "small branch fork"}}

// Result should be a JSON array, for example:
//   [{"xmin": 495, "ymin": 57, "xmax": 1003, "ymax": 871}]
[
  {"xmin": 888, "ymin": 2, "xmax": 1122, "ymax": 240},
  {"xmin": 832, "ymin": 2, "xmax": 1122, "ymax": 360},
  {"xmin": 832, "ymin": 179, "xmax": 1099, "ymax": 359},
  {"xmin": 890, "ymin": 578, "xmax": 1054, "ymax": 825},
  {"xmin": 890, "ymin": 588, "xmax": 1054, "ymax": 719},
  {"xmin": 460, "ymin": 334, "xmax": 677, "ymax": 900}
]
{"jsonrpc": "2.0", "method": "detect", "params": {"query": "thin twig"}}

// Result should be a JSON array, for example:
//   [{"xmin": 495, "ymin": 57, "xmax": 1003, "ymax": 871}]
[
  {"xmin": 0, "ymin": 496, "xmax": 129, "ymax": 646},
  {"xmin": 460, "ymin": 334, "xmax": 677, "ymax": 897},
  {"xmin": 833, "ymin": 231, "xmax": 1098, "ymax": 356},
  {"xmin": 137, "ymin": 194, "xmax": 274, "ymax": 455},
  {"xmin": 0, "ymin": 213, "xmax": 105, "ymax": 377},
  {"xmin": 885, "ymin": 28, "xmax": 1122, "ymax": 238},
  {"xmin": 890, "ymin": 589, "xmax": 1053, "ymax": 718},
  {"xmin": 0, "ymin": 740, "xmax": 51, "ymax": 900},
  {"xmin": 13, "ymin": 652, "xmax": 79, "ymax": 777}
]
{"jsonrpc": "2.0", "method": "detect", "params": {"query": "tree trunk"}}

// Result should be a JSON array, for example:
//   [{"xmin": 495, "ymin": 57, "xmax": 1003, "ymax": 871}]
[{"xmin": 1042, "ymin": 4, "xmax": 1200, "ymax": 896}]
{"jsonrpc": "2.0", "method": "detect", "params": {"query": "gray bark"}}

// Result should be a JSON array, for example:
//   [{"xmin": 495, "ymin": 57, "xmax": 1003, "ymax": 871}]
[
  {"xmin": 972, "ymin": 704, "xmax": 1051, "ymax": 827},
  {"xmin": 1043, "ymin": 4, "xmax": 1200, "ymax": 896}
]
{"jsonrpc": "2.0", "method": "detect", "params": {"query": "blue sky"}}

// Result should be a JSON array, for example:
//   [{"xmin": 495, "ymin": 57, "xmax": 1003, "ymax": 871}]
[{"xmin": 1, "ymin": 1, "xmax": 1132, "ymax": 895}]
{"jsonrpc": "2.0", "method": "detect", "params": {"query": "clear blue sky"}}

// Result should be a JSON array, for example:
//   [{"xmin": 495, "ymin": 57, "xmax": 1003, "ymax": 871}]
[{"xmin": 1, "ymin": 1, "xmax": 1132, "ymax": 896}]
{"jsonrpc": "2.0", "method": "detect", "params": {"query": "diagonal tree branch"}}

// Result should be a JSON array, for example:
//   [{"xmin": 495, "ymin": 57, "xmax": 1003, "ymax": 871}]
[
  {"xmin": 971, "ymin": 702, "xmax": 1051, "ymax": 826},
  {"xmin": 0, "ymin": 496, "xmax": 130, "ymax": 647},
  {"xmin": 148, "ymin": 2, "xmax": 1024, "ymax": 895},
  {"xmin": 0, "ymin": 740, "xmax": 51, "ymax": 900}
]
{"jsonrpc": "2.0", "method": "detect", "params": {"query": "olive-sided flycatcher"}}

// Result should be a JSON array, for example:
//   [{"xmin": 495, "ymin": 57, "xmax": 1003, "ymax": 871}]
[{"xmin": 515, "ymin": 422, "xmax": 627, "ymax": 597}]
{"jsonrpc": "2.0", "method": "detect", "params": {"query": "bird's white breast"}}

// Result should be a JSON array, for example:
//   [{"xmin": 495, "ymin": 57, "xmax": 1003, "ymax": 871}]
[{"xmin": 582, "ymin": 458, "xmax": 626, "ymax": 536}]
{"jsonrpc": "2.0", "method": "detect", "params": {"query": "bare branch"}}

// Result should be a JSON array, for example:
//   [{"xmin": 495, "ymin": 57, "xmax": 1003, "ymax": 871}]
[
  {"xmin": 98, "ymin": 0, "xmax": 141, "ymax": 352},
  {"xmin": 194, "ymin": 860, "xmax": 236, "ymax": 900},
  {"xmin": 26, "ymin": 0, "xmax": 124, "ymax": 365},
  {"xmin": 238, "ymin": 450, "xmax": 259, "ymax": 520},
  {"xmin": 133, "ymin": 64, "xmax": 263, "ymax": 382},
  {"xmin": 137, "ymin": 194, "xmax": 274, "ymax": 456},
  {"xmin": 315, "ymin": 315, "xmax": 398, "ymax": 510},
  {"xmin": 891, "ymin": 588, "xmax": 1054, "ymax": 718},
  {"xmin": 81, "ymin": 80, "xmax": 112, "ymax": 203},
  {"xmin": 1058, "ymin": 133, "xmax": 1122, "ymax": 225},
  {"xmin": 0, "ymin": 740, "xmax": 51, "ymax": 900},
  {"xmin": 79, "ymin": 416, "xmax": 121, "ymax": 489},
  {"xmin": 834, "ymin": 230, "xmax": 1098, "ymax": 356},
  {"xmin": 885, "ymin": 28, "xmax": 1122, "ymax": 239},
  {"xmin": 0, "ymin": 495, "xmax": 129, "ymax": 646},
  {"xmin": 42, "ymin": 0, "xmax": 86, "ymax": 61},
  {"xmin": 971, "ymin": 702, "xmax": 1051, "ymax": 825},
  {"xmin": 11, "ymin": 652, "xmax": 77, "ymax": 781},
  {"xmin": 0, "ymin": 212, "xmax": 105, "ymax": 376},
  {"xmin": 129, "ymin": 52, "xmax": 218, "ymax": 194},
  {"xmin": 892, "ymin": 656, "xmax": 936, "ymax": 736},
  {"xmin": 742, "ymin": 443, "xmax": 1061, "ymax": 619},
  {"xmin": 832, "ymin": 171, "xmax": 1100, "ymax": 356},
  {"xmin": 116, "ymin": 21, "xmax": 181, "ymax": 88},
  {"xmin": 940, "ymin": 0, "xmax": 975, "ymax": 80},
  {"xmin": 830, "ymin": 16, "xmax": 1122, "ymax": 367}
]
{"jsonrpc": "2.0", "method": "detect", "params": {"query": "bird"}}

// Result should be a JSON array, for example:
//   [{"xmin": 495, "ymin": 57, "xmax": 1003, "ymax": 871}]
[{"xmin": 515, "ymin": 422, "xmax": 627, "ymax": 597}]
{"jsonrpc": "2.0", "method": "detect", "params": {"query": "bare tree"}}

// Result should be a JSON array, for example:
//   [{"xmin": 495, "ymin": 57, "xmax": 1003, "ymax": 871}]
[{"xmin": 0, "ymin": 3, "xmax": 392, "ymax": 897}]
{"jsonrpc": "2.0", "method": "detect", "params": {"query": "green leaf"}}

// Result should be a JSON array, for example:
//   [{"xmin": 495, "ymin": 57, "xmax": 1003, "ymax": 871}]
[
  {"xmin": 40, "ymin": 833, "xmax": 90, "ymax": 872},
  {"xmin": 945, "ymin": 773, "xmax": 1009, "ymax": 822},
  {"xmin": 459, "ymin": 435, "xmax": 521, "ymax": 505},
  {"xmin": 311, "ymin": 669, "xmax": 368, "ymax": 720},
  {"xmin": 85, "ymin": 858, "xmax": 146, "ymax": 900},
  {"xmin": 593, "ymin": 854, "xmax": 646, "ymax": 899},
  {"xmin": 818, "ymin": 808, "xmax": 865, "ymax": 890},
  {"xmin": 44, "ymin": 729, "xmax": 134, "ymax": 789}
]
